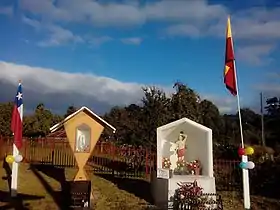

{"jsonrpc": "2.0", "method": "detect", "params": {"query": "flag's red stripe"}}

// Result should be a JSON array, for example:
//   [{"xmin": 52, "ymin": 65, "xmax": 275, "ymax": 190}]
[
  {"xmin": 225, "ymin": 37, "xmax": 234, "ymax": 62},
  {"xmin": 11, "ymin": 105, "xmax": 22, "ymax": 149},
  {"xmin": 224, "ymin": 62, "xmax": 237, "ymax": 96},
  {"xmin": 224, "ymin": 34, "xmax": 237, "ymax": 96}
]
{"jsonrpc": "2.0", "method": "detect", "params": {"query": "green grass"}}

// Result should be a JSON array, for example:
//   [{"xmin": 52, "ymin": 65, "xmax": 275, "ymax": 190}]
[{"xmin": 0, "ymin": 162, "xmax": 149, "ymax": 210}]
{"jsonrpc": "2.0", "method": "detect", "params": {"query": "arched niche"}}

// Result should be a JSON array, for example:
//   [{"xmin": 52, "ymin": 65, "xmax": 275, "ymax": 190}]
[{"xmin": 75, "ymin": 123, "xmax": 91, "ymax": 153}]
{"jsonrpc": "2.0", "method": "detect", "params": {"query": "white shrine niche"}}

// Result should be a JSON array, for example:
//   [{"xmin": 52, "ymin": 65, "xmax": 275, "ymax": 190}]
[{"xmin": 151, "ymin": 118, "xmax": 216, "ymax": 210}]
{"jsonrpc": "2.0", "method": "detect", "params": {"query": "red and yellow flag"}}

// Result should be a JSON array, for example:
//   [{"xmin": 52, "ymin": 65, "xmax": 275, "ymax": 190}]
[{"xmin": 224, "ymin": 17, "xmax": 237, "ymax": 96}]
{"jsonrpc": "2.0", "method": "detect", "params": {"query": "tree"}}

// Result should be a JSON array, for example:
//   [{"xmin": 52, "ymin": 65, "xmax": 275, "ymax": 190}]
[
  {"xmin": 1, "ymin": 84, "xmax": 280, "ymax": 150},
  {"xmin": 240, "ymin": 108, "xmax": 262, "ymax": 145},
  {"xmin": 199, "ymin": 99, "xmax": 222, "ymax": 141},
  {"xmin": 264, "ymin": 97, "xmax": 280, "ymax": 147},
  {"xmin": 64, "ymin": 105, "xmax": 78, "ymax": 118},
  {"xmin": 171, "ymin": 82, "xmax": 201, "ymax": 123},
  {"xmin": 23, "ymin": 103, "xmax": 60, "ymax": 137},
  {"xmin": 265, "ymin": 97, "xmax": 280, "ymax": 117},
  {"xmin": 0, "ymin": 102, "xmax": 13, "ymax": 136},
  {"xmin": 141, "ymin": 86, "xmax": 171, "ymax": 146}
]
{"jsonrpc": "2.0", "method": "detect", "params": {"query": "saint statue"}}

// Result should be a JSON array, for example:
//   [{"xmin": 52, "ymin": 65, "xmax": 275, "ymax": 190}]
[
  {"xmin": 76, "ymin": 132, "xmax": 87, "ymax": 152},
  {"xmin": 175, "ymin": 131, "xmax": 187, "ymax": 161}
]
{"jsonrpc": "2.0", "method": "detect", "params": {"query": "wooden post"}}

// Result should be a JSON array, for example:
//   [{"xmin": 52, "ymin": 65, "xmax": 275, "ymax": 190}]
[{"xmin": 145, "ymin": 148, "xmax": 149, "ymax": 179}]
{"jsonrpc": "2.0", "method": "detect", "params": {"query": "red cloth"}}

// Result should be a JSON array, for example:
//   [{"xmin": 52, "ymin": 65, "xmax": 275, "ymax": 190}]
[
  {"xmin": 177, "ymin": 148, "xmax": 185, "ymax": 157},
  {"xmin": 224, "ymin": 17, "xmax": 237, "ymax": 96}
]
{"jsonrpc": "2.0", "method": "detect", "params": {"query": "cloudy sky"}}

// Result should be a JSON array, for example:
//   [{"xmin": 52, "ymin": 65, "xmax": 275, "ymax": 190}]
[{"xmin": 1, "ymin": 0, "xmax": 280, "ymax": 115}]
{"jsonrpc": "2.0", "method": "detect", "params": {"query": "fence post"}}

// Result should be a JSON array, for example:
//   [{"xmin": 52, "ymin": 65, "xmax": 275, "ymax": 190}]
[
  {"xmin": 145, "ymin": 148, "xmax": 149, "ymax": 179},
  {"xmin": 111, "ymin": 143, "xmax": 115, "ymax": 176},
  {"xmin": 0, "ymin": 136, "xmax": 2, "ymax": 160},
  {"xmin": 51, "ymin": 138, "xmax": 55, "ymax": 165},
  {"xmin": 24, "ymin": 138, "xmax": 27, "ymax": 162}
]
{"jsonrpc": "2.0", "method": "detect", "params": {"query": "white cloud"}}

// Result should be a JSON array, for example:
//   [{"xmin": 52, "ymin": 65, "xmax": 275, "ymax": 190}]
[
  {"xmin": 201, "ymin": 94, "xmax": 237, "ymax": 114},
  {"xmin": 0, "ymin": 6, "xmax": 13, "ymax": 16},
  {"xmin": 0, "ymin": 61, "xmax": 143, "ymax": 105},
  {"xmin": 236, "ymin": 44, "xmax": 275, "ymax": 66},
  {"xmin": 0, "ymin": 61, "xmax": 234, "ymax": 113},
  {"xmin": 20, "ymin": 0, "xmax": 146, "ymax": 26},
  {"xmin": 120, "ymin": 37, "xmax": 142, "ymax": 45},
  {"xmin": 87, "ymin": 36, "xmax": 113, "ymax": 46},
  {"xmin": 19, "ymin": 0, "xmax": 226, "ymax": 26},
  {"xmin": 23, "ymin": 16, "xmax": 83, "ymax": 47},
  {"xmin": 165, "ymin": 24, "xmax": 201, "ymax": 37},
  {"xmin": 252, "ymin": 83, "xmax": 280, "ymax": 111},
  {"xmin": 254, "ymin": 83, "xmax": 280, "ymax": 95},
  {"xmin": 18, "ymin": 0, "xmax": 280, "ymax": 41},
  {"xmin": 18, "ymin": 0, "xmax": 280, "ymax": 67},
  {"xmin": 231, "ymin": 8, "xmax": 280, "ymax": 40},
  {"xmin": 166, "ymin": 7, "xmax": 280, "ymax": 40},
  {"xmin": 144, "ymin": 0, "xmax": 226, "ymax": 22},
  {"xmin": 266, "ymin": 72, "xmax": 280, "ymax": 79},
  {"xmin": 38, "ymin": 24, "xmax": 84, "ymax": 47},
  {"xmin": 22, "ymin": 16, "xmax": 143, "ymax": 47}
]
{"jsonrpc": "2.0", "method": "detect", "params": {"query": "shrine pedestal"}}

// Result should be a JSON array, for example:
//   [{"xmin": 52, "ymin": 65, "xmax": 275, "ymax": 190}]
[
  {"xmin": 151, "ymin": 171, "xmax": 216, "ymax": 210},
  {"xmin": 68, "ymin": 180, "xmax": 91, "ymax": 209}
]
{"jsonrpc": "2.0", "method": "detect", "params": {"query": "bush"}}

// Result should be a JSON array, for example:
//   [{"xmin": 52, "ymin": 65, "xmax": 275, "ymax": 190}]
[{"xmin": 250, "ymin": 160, "xmax": 280, "ymax": 199}]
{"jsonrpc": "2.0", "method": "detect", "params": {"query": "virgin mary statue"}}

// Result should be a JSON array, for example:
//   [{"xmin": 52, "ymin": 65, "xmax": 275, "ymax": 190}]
[{"xmin": 76, "ymin": 132, "xmax": 87, "ymax": 152}]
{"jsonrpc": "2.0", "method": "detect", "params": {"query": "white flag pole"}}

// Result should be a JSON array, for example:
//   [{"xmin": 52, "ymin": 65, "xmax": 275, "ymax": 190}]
[
  {"xmin": 233, "ymin": 59, "xmax": 251, "ymax": 209},
  {"xmin": 11, "ymin": 144, "xmax": 19, "ymax": 197},
  {"xmin": 226, "ymin": 15, "xmax": 250, "ymax": 209}
]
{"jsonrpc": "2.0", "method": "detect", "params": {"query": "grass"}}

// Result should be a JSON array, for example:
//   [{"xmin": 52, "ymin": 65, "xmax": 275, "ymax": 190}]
[
  {"xmin": 1, "ymin": 161, "xmax": 280, "ymax": 210},
  {"xmin": 219, "ymin": 191, "xmax": 280, "ymax": 210},
  {"xmin": 90, "ymin": 175, "xmax": 148, "ymax": 210},
  {"xmin": 0, "ymin": 161, "xmax": 149, "ymax": 210}
]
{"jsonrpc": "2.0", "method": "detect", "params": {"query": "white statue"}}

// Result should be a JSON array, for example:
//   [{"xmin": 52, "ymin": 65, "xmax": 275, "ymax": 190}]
[
  {"xmin": 175, "ymin": 131, "xmax": 187, "ymax": 161},
  {"xmin": 76, "ymin": 132, "xmax": 86, "ymax": 152}
]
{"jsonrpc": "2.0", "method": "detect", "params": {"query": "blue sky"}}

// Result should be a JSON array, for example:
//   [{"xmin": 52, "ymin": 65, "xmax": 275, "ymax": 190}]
[{"xmin": 0, "ymin": 0, "xmax": 280, "ymax": 114}]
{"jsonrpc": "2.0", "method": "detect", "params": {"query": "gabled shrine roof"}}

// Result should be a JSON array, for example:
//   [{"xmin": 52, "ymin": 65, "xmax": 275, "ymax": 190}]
[{"xmin": 50, "ymin": 106, "xmax": 116, "ymax": 133}]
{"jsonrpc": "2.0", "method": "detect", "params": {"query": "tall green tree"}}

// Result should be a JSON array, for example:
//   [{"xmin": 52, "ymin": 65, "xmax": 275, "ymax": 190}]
[
  {"xmin": 199, "ymin": 99, "xmax": 222, "ymax": 141},
  {"xmin": 264, "ymin": 97, "xmax": 280, "ymax": 146},
  {"xmin": 23, "ymin": 103, "xmax": 60, "ymax": 137},
  {"xmin": 1, "ymin": 84, "xmax": 280, "ymax": 150},
  {"xmin": 171, "ymin": 82, "xmax": 201, "ymax": 123},
  {"xmin": 0, "ymin": 102, "xmax": 13, "ymax": 136},
  {"xmin": 64, "ymin": 105, "xmax": 78, "ymax": 118},
  {"xmin": 141, "ymin": 86, "xmax": 171, "ymax": 146}
]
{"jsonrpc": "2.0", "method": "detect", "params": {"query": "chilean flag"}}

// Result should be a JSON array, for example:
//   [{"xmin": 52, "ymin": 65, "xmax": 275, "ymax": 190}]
[{"xmin": 11, "ymin": 82, "xmax": 23, "ymax": 149}]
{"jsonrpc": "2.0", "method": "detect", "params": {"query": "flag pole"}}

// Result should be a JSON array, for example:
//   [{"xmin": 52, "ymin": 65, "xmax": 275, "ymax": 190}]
[
  {"xmin": 11, "ymin": 143, "xmax": 19, "ymax": 197},
  {"xmin": 233, "ymin": 59, "xmax": 251, "ymax": 209},
  {"xmin": 225, "ymin": 16, "xmax": 250, "ymax": 209},
  {"xmin": 260, "ymin": 92, "xmax": 265, "ymax": 146},
  {"xmin": 11, "ymin": 79, "xmax": 22, "ymax": 197}
]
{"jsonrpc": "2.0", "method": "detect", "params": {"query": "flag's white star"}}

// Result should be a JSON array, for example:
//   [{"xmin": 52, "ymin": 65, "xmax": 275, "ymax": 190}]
[{"xmin": 16, "ymin": 92, "xmax": 23, "ymax": 100}]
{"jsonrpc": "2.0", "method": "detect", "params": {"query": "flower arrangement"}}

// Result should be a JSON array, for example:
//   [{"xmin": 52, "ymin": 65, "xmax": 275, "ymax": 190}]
[
  {"xmin": 162, "ymin": 157, "xmax": 171, "ymax": 169},
  {"xmin": 176, "ymin": 159, "xmax": 187, "ymax": 169},
  {"xmin": 171, "ymin": 180, "xmax": 212, "ymax": 210},
  {"xmin": 173, "ymin": 160, "xmax": 188, "ymax": 175},
  {"xmin": 187, "ymin": 160, "xmax": 201, "ymax": 175},
  {"xmin": 173, "ymin": 159, "xmax": 202, "ymax": 175}
]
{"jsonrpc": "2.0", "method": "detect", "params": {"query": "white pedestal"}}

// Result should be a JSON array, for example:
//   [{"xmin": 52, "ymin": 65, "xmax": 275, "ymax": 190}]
[{"xmin": 151, "ymin": 171, "xmax": 216, "ymax": 210}]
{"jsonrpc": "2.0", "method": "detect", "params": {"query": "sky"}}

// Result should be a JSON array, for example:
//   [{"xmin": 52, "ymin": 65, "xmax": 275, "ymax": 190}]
[{"xmin": 1, "ymin": 0, "xmax": 280, "ymax": 115}]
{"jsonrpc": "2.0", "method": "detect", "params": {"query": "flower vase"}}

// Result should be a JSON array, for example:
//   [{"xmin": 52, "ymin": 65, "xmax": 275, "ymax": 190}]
[
  {"xmin": 194, "ymin": 167, "xmax": 200, "ymax": 175},
  {"xmin": 180, "ymin": 167, "xmax": 185, "ymax": 175},
  {"xmin": 169, "ymin": 169, "xmax": 173, "ymax": 178}
]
